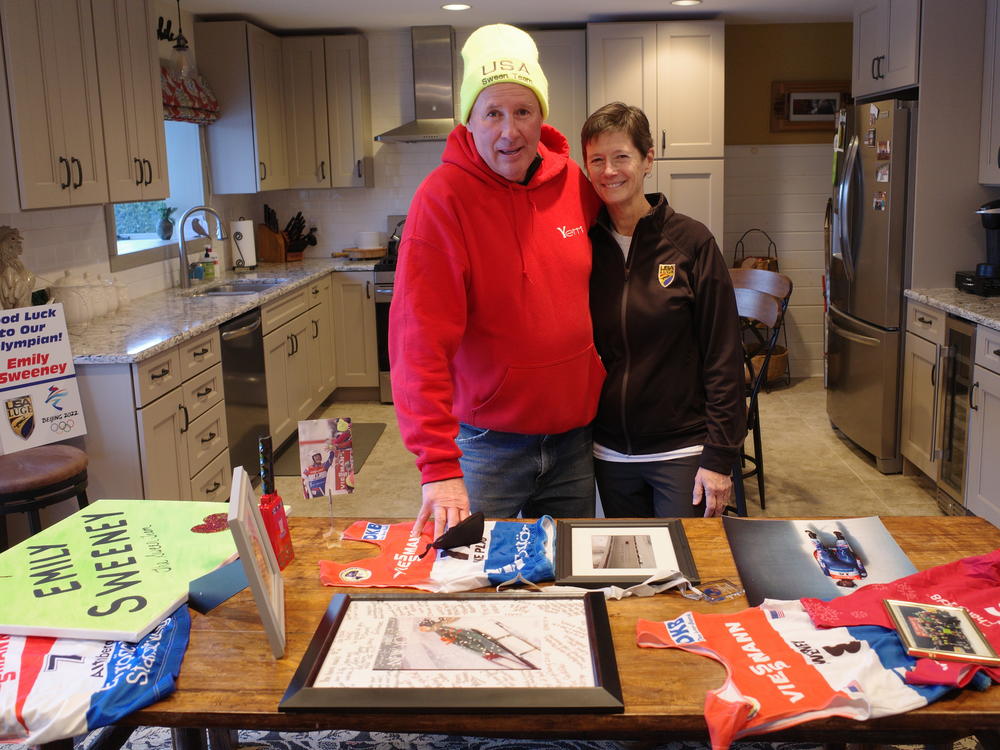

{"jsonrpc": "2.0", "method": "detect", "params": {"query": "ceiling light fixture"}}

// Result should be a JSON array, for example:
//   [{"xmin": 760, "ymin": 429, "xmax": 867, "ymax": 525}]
[
  {"xmin": 671, "ymin": 0, "xmax": 702, "ymax": 5},
  {"xmin": 441, "ymin": 3, "xmax": 471, "ymax": 10}
]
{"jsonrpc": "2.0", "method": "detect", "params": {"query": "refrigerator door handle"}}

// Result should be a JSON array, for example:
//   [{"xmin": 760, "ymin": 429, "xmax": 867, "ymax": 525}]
[
  {"xmin": 836, "ymin": 134, "xmax": 859, "ymax": 281},
  {"xmin": 828, "ymin": 318, "xmax": 879, "ymax": 347}
]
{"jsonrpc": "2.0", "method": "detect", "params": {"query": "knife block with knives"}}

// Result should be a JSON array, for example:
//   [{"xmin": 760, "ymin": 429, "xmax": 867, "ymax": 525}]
[
  {"xmin": 255, "ymin": 223, "xmax": 286, "ymax": 263},
  {"xmin": 256, "ymin": 204, "xmax": 315, "ymax": 263}
]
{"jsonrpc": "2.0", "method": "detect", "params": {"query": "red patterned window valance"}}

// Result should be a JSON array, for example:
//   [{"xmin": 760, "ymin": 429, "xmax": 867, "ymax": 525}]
[{"xmin": 161, "ymin": 65, "xmax": 220, "ymax": 124}]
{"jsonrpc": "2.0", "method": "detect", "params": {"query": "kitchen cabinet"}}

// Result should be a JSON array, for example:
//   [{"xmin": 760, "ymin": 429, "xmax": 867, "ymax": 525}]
[
  {"xmin": 966, "ymin": 325, "xmax": 1000, "ymax": 527},
  {"xmin": 74, "ymin": 328, "xmax": 230, "ymax": 502},
  {"xmin": 980, "ymin": 0, "xmax": 1000, "ymax": 185},
  {"xmin": 325, "ymin": 35, "xmax": 373, "ymax": 188},
  {"xmin": 281, "ymin": 34, "xmax": 373, "ymax": 189},
  {"xmin": 0, "ymin": 0, "xmax": 108, "ymax": 208},
  {"xmin": 587, "ymin": 21, "xmax": 724, "ymax": 159},
  {"xmin": 534, "ymin": 30, "xmax": 587, "ymax": 167},
  {"xmin": 194, "ymin": 21, "xmax": 289, "ymax": 193},
  {"xmin": 899, "ymin": 300, "xmax": 946, "ymax": 478},
  {"xmin": 852, "ymin": 0, "xmax": 921, "ymax": 99},
  {"xmin": 651, "ymin": 159, "xmax": 724, "ymax": 240},
  {"xmin": 92, "ymin": 0, "xmax": 168, "ymax": 202},
  {"xmin": 262, "ymin": 277, "xmax": 336, "ymax": 446},
  {"xmin": 331, "ymin": 270, "xmax": 378, "ymax": 388}
]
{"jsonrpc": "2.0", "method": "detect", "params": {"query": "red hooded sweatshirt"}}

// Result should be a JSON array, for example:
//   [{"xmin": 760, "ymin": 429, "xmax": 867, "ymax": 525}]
[{"xmin": 389, "ymin": 123, "xmax": 603, "ymax": 484}]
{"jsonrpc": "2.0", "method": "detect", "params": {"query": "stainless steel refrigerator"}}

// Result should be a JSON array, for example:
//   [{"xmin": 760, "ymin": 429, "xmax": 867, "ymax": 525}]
[{"xmin": 825, "ymin": 98, "xmax": 917, "ymax": 474}]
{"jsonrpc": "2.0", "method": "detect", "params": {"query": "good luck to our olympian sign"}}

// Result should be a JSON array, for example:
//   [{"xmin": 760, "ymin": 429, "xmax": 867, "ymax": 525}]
[{"xmin": 0, "ymin": 302, "xmax": 86, "ymax": 454}]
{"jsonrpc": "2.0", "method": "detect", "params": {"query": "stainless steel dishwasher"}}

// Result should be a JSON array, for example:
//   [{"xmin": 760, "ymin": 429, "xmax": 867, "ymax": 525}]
[{"xmin": 220, "ymin": 307, "xmax": 268, "ymax": 483}]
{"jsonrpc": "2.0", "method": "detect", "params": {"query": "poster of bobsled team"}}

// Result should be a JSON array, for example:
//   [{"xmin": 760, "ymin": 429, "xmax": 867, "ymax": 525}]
[{"xmin": 723, "ymin": 516, "xmax": 916, "ymax": 606}]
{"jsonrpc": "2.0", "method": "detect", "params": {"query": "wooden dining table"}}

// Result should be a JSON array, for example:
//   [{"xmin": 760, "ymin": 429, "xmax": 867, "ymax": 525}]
[{"xmin": 114, "ymin": 516, "xmax": 1000, "ymax": 748}]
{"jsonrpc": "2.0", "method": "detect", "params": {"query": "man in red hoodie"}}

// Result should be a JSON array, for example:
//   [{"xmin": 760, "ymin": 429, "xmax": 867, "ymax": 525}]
[{"xmin": 390, "ymin": 24, "xmax": 603, "ymax": 537}]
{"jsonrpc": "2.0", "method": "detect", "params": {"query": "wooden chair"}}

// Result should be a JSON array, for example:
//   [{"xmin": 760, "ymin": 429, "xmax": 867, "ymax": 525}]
[
  {"xmin": 730, "ymin": 268, "xmax": 793, "ymax": 390},
  {"xmin": 0, "ymin": 444, "xmax": 89, "ymax": 550},
  {"xmin": 727, "ymin": 287, "xmax": 785, "ymax": 516}
]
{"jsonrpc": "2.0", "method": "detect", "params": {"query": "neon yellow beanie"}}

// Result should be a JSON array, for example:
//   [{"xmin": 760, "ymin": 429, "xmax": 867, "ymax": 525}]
[{"xmin": 459, "ymin": 24, "xmax": 549, "ymax": 124}]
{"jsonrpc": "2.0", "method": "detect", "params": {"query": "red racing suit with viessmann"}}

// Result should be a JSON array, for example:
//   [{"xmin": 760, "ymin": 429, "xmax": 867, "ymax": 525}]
[
  {"xmin": 390, "ymin": 124, "xmax": 604, "ymax": 485},
  {"xmin": 588, "ymin": 195, "xmax": 746, "ymax": 474}
]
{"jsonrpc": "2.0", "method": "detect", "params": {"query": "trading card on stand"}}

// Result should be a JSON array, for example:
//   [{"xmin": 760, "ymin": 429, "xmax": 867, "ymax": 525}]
[{"xmin": 700, "ymin": 578, "xmax": 744, "ymax": 603}]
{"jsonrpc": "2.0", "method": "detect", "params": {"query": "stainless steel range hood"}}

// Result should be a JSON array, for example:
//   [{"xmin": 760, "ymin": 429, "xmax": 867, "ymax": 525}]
[{"xmin": 375, "ymin": 26, "xmax": 456, "ymax": 143}]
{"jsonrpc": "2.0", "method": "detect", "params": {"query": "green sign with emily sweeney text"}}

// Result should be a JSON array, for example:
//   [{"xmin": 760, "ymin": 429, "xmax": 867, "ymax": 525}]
[{"xmin": 0, "ymin": 499, "xmax": 236, "ymax": 642}]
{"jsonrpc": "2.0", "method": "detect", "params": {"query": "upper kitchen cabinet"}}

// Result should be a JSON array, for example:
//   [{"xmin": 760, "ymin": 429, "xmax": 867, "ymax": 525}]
[
  {"xmin": 852, "ymin": 0, "xmax": 921, "ymax": 99},
  {"xmin": 92, "ymin": 0, "xmax": 168, "ymax": 202},
  {"xmin": 980, "ymin": 0, "xmax": 1000, "ymax": 185},
  {"xmin": 195, "ymin": 21, "xmax": 289, "ymax": 193},
  {"xmin": 282, "ymin": 34, "xmax": 372, "ymax": 189},
  {"xmin": 0, "ymin": 0, "xmax": 108, "ymax": 208},
  {"xmin": 587, "ymin": 21, "xmax": 724, "ymax": 159},
  {"xmin": 533, "ymin": 29, "xmax": 587, "ymax": 167},
  {"xmin": 325, "ymin": 35, "xmax": 373, "ymax": 188}
]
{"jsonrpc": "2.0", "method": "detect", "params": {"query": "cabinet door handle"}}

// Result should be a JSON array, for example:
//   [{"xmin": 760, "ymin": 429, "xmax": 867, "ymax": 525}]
[
  {"xmin": 970, "ymin": 380, "xmax": 980, "ymax": 411},
  {"xmin": 356, "ymin": 159, "xmax": 362, "ymax": 178},
  {"xmin": 196, "ymin": 387, "xmax": 212, "ymax": 398},
  {"xmin": 366, "ymin": 281, "xmax": 371, "ymax": 299},
  {"xmin": 916, "ymin": 315, "xmax": 933, "ymax": 325},
  {"xmin": 661, "ymin": 129, "xmax": 666, "ymax": 154},
  {"xmin": 134, "ymin": 157, "xmax": 143, "ymax": 185},
  {"xmin": 320, "ymin": 160, "xmax": 326, "ymax": 181},
  {"xmin": 71, "ymin": 157, "xmax": 82, "ymax": 188},
  {"xmin": 993, "ymin": 348, "xmax": 1000, "ymax": 357},
  {"xmin": 205, "ymin": 481, "xmax": 221, "ymax": 494},
  {"xmin": 871, "ymin": 56, "xmax": 878, "ymax": 80},
  {"xmin": 312, "ymin": 319, "xmax": 319, "ymax": 338},
  {"xmin": 143, "ymin": 158, "xmax": 152, "ymax": 185},
  {"xmin": 293, "ymin": 333, "xmax": 299, "ymax": 354},
  {"xmin": 200, "ymin": 431, "xmax": 217, "ymax": 444},
  {"xmin": 58, "ymin": 156, "xmax": 70, "ymax": 189},
  {"xmin": 287, "ymin": 334, "xmax": 294, "ymax": 356},
  {"xmin": 193, "ymin": 347, "xmax": 209, "ymax": 357},
  {"xmin": 878, "ymin": 55, "xmax": 886, "ymax": 79},
  {"xmin": 179, "ymin": 404, "xmax": 190, "ymax": 433},
  {"xmin": 260, "ymin": 161, "xmax": 267, "ymax": 181},
  {"xmin": 150, "ymin": 367, "xmax": 170, "ymax": 380}
]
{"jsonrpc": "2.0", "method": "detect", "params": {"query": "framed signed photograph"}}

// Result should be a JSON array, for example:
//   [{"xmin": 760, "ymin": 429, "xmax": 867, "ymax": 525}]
[
  {"xmin": 228, "ymin": 467, "xmax": 285, "ymax": 659},
  {"xmin": 554, "ymin": 519, "xmax": 699, "ymax": 588},
  {"xmin": 884, "ymin": 599, "xmax": 1000, "ymax": 666},
  {"xmin": 279, "ymin": 592, "xmax": 622, "ymax": 712}
]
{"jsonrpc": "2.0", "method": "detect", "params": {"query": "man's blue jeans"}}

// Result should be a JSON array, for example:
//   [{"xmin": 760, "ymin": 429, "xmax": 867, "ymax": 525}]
[{"xmin": 456, "ymin": 423, "xmax": 595, "ymax": 519}]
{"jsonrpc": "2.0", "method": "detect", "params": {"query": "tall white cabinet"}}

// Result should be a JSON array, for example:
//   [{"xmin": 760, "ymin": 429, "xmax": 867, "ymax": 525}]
[
  {"xmin": 0, "ymin": 0, "xmax": 108, "ymax": 208},
  {"xmin": 967, "ymin": 326, "xmax": 1000, "ymax": 527},
  {"xmin": 587, "ymin": 21, "xmax": 725, "ymax": 238}
]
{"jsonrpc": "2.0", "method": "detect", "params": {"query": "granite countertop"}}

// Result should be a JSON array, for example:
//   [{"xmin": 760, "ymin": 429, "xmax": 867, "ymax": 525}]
[
  {"xmin": 905, "ymin": 288, "xmax": 1000, "ymax": 331},
  {"xmin": 71, "ymin": 259, "xmax": 376, "ymax": 364}
]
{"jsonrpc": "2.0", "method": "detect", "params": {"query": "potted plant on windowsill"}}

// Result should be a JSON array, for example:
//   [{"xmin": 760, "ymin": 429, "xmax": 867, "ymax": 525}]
[{"xmin": 157, "ymin": 206, "xmax": 177, "ymax": 241}]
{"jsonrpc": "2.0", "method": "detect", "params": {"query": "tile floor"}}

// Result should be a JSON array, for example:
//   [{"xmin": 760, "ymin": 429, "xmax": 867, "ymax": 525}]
[{"xmin": 280, "ymin": 377, "xmax": 943, "ymax": 520}]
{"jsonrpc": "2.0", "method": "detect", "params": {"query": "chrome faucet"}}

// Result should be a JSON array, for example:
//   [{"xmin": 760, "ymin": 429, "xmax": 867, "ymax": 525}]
[{"xmin": 178, "ymin": 205, "xmax": 229, "ymax": 288}]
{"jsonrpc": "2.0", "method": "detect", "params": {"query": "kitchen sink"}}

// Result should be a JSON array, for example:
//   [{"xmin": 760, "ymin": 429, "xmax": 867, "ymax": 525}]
[{"xmin": 186, "ymin": 278, "xmax": 289, "ymax": 296}]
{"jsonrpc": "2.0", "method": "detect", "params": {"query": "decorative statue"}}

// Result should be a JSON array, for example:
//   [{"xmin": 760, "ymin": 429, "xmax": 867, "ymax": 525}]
[{"xmin": 0, "ymin": 225, "xmax": 35, "ymax": 310}]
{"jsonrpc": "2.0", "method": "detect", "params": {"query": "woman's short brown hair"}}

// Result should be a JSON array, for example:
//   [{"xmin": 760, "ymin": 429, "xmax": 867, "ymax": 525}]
[{"xmin": 581, "ymin": 102, "xmax": 654, "ymax": 159}]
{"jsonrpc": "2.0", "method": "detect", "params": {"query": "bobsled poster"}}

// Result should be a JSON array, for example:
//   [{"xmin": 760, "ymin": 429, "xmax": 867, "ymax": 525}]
[
  {"xmin": 723, "ymin": 516, "xmax": 916, "ymax": 605},
  {"xmin": 0, "ymin": 303, "xmax": 86, "ymax": 454}
]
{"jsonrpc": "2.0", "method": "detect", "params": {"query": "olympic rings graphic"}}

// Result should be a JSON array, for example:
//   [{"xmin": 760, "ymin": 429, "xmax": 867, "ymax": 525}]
[{"xmin": 50, "ymin": 419, "xmax": 75, "ymax": 432}]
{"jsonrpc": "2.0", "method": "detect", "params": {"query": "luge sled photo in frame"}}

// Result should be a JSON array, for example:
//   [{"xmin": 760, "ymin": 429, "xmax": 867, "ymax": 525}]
[
  {"xmin": 554, "ymin": 519, "xmax": 699, "ymax": 588},
  {"xmin": 279, "ymin": 591, "xmax": 623, "ymax": 712},
  {"xmin": 228, "ymin": 466, "xmax": 286, "ymax": 659}
]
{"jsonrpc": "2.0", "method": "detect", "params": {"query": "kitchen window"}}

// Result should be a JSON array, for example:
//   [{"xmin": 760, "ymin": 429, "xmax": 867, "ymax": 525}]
[{"xmin": 106, "ymin": 121, "xmax": 207, "ymax": 271}]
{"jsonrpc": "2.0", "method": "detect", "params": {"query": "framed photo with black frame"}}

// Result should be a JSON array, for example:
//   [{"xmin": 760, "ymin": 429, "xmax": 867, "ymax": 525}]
[
  {"xmin": 884, "ymin": 599, "xmax": 1000, "ymax": 666},
  {"xmin": 228, "ymin": 466, "xmax": 285, "ymax": 659},
  {"xmin": 279, "ymin": 592, "xmax": 623, "ymax": 712},
  {"xmin": 554, "ymin": 519, "xmax": 699, "ymax": 589}
]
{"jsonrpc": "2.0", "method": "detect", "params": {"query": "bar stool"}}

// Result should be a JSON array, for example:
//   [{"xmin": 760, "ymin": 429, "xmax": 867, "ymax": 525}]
[{"xmin": 0, "ymin": 444, "xmax": 89, "ymax": 551}]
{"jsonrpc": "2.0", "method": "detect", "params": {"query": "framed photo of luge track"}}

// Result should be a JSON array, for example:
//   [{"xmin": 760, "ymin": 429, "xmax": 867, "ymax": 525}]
[
  {"xmin": 554, "ymin": 519, "xmax": 699, "ymax": 588},
  {"xmin": 279, "ymin": 592, "xmax": 623, "ymax": 712}
]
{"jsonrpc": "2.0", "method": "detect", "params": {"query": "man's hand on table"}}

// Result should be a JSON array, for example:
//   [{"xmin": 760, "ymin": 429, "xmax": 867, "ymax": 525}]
[{"xmin": 413, "ymin": 477, "xmax": 471, "ymax": 538}]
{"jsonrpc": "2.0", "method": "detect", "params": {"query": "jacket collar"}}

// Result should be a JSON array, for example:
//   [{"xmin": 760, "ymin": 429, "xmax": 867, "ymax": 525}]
[{"xmin": 594, "ymin": 192, "xmax": 674, "ymax": 236}]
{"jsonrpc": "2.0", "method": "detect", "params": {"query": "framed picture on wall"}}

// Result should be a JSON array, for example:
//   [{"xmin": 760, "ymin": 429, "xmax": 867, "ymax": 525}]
[{"xmin": 771, "ymin": 80, "xmax": 852, "ymax": 132}]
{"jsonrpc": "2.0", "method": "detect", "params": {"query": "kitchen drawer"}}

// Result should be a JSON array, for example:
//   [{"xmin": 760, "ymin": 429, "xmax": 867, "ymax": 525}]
[
  {"xmin": 306, "ymin": 274, "xmax": 330, "ymax": 308},
  {"xmin": 132, "ymin": 347, "xmax": 182, "ymax": 407},
  {"xmin": 182, "ymin": 362, "xmax": 224, "ymax": 421},
  {"xmin": 179, "ymin": 329, "xmax": 221, "ymax": 380},
  {"xmin": 190, "ymin": 448, "xmax": 232, "ymax": 502},
  {"xmin": 187, "ymin": 400, "xmax": 228, "ymax": 475},
  {"xmin": 977, "ymin": 325, "xmax": 1000, "ymax": 376},
  {"xmin": 262, "ymin": 287, "xmax": 308, "ymax": 334},
  {"xmin": 905, "ymin": 301, "xmax": 946, "ymax": 345}
]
